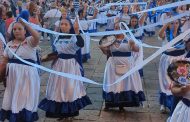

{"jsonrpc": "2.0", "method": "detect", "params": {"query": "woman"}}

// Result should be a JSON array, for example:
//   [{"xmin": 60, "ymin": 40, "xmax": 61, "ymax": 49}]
[
  {"xmin": 28, "ymin": 2, "xmax": 41, "ymax": 26},
  {"xmin": 178, "ymin": 5, "xmax": 190, "ymax": 33},
  {"xmin": 169, "ymin": 83, "xmax": 190, "ymax": 122},
  {"xmin": 127, "ymin": 14, "xmax": 147, "ymax": 77},
  {"xmin": 167, "ymin": 60, "xmax": 190, "ymax": 122},
  {"xmin": 105, "ymin": 5, "xmax": 118, "ymax": 31},
  {"xmin": 102, "ymin": 21, "xmax": 145, "ymax": 111},
  {"xmin": 0, "ymin": 18, "xmax": 40, "ymax": 122},
  {"xmin": 38, "ymin": 18, "xmax": 91, "ymax": 119},
  {"xmin": 158, "ymin": 19, "xmax": 184, "ymax": 113},
  {"xmin": 117, "ymin": 6, "xmax": 131, "ymax": 25}
]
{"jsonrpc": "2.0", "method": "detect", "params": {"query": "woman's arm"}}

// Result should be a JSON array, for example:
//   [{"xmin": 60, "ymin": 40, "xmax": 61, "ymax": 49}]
[
  {"xmin": 129, "ymin": 40, "xmax": 139, "ymax": 52},
  {"xmin": 171, "ymin": 83, "xmax": 190, "ymax": 96},
  {"xmin": 0, "ymin": 56, "xmax": 8, "ymax": 74},
  {"xmin": 139, "ymin": 13, "xmax": 147, "ymax": 26},
  {"xmin": 159, "ymin": 24, "xmax": 168, "ymax": 39}
]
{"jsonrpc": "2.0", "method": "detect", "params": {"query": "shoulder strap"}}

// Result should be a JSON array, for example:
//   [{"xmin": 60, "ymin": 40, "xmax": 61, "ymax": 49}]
[{"xmin": 12, "ymin": 42, "xmax": 22, "ymax": 59}]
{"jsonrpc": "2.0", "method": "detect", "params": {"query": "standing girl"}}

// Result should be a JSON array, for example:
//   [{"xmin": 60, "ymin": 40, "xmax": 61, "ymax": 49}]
[
  {"xmin": 101, "ymin": 21, "xmax": 145, "ymax": 111},
  {"xmin": 0, "ymin": 18, "xmax": 40, "ymax": 122},
  {"xmin": 38, "ymin": 18, "xmax": 91, "ymax": 119}
]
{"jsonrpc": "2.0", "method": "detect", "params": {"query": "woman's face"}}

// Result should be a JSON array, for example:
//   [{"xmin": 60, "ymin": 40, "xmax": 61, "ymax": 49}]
[
  {"xmin": 130, "ymin": 18, "xmax": 138, "ymax": 27},
  {"xmin": 168, "ymin": 20, "xmax": 179, "ymax": 29},
  {"xmin": 123, "ymin": 6, "xmax": 129, "ymax": 14},
  {"xmin": 12, "ymin": 23, "xmax": 26, "ymax": 40},
  {"xmin": 62, "ymin": 11, "xmax": 67, "ymax": 19},
  {"xmin": 60, "ymin": 19, "xmax": 71, "ymax": 33}
]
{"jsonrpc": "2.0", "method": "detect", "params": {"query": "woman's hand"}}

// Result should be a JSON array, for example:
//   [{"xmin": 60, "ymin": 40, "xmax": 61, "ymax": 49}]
[
  {"xmin": 180, "ymin": 85, "xmax": 190, "ymax": 94},
  {"xmin": 129, "ymin": 39, "xmax": 139, "ymax": 52},
  {"xmin": 171, "ymin": 83, "xmax": 190, "ymax": 96}
]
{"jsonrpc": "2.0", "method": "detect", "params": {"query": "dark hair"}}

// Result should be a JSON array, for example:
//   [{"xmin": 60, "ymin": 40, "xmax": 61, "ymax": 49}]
[
  {"xmin": 6, "ymin": 11, "xmax": 13, "ymax": 18},
  {"xmin": 78, "ymin": 9, "xmax": 83, "ymax": 16},
  {"xmin": 71, "ymin": 8, "xmax": 75, "ymax": 12},
  {"xmin": 58, "ymin": 18, "xmax": 75, "ymax": 39}
]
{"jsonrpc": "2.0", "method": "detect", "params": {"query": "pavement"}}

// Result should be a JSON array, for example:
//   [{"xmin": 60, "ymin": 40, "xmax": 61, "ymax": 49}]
[{"xmin": 0, "ymin": 30, "xmax": 169, "ymax": 122}]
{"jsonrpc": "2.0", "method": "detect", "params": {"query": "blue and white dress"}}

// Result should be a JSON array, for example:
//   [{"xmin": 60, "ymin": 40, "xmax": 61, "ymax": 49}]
[
  {"xmin": 87, "ymin": 7, "xmax": 97, "ymax": 33},
  {"xmin": 159, "ymin": 49, "xmax": 187, "ymax": 111},
  {"xmin": 158, "ymin": 29, "xmax": 184, "ymax": 112},
  {"xmin": 0, "ymin": 37, "xmax": 40, "ymax": 122},
  {"xmin": 103, "ymin": 39, "xmax": 145, "ymax": 108},
  {"xmin": 38, "ymin": 35, "xmax": 91, "ymax": 118},
  {"xmin": 168, "ymin": 91, "xmax": 190, "ymax": 122}
]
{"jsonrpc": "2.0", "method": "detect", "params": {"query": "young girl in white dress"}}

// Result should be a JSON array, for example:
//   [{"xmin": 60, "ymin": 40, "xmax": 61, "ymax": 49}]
[
  {"xmin": 38, "ymin": 18, "xmax": 91, "ymax": 119},
  {"xmin": 106, "ymin": 5, "xmax": 118, "ymax": 31},
  {"xmin": 101, "ymin": 21, "xmax": 145, "ymax": 110},
  {"xmin": 78, "ymin": 8, "xmax": 97, "ymax": 63},
  {"xmin": 0, "ymin": 18, "xmax": 40, "ymax": 122}
]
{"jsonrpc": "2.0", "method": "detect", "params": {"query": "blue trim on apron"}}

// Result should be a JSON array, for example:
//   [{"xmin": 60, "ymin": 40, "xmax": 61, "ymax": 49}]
[
  {"xmin": 182, "ymin": 98, "xmax": 190, "ymax": 107},
  {"xmin": 8, "ymin": 59, "xmax": 36, "ymax": 66},
  {"xmin": 163, "ymin": 49, "xmax": 185, "ymax": 56},
  {"xmin": 58, "ymin": 53, "xmax": 77, "ymax": 59},
  {"xmin": 58, "ymin": 52, "xmax": 84, "ymax": 76},
  {"xmin": 112, "ymin": 51, "xmax": 131, "ymax": 57}
]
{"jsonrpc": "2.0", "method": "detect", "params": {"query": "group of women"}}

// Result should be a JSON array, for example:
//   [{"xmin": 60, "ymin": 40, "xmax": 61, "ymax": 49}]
[{"xmin": 0, "ymin": 0, "xmax": 189, "ymax": 122}]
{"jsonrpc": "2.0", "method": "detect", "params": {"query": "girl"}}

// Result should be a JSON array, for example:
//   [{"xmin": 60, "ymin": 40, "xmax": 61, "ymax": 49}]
[
  {"xmin": 0, "ymin": 18, "xmax": 40, "ymax": 122},
  {"xmin": 127, "ymin": 14, "xmax": 147, "ymax": 77},
  {"xmin": 117, "ymin": 6, "xmax": 131, "ymax": 25},
  {"xmin": 105, "ymin": 5, "xmax": 118, "ymax": 31},
  {"xmin": 158, "ymin": 19, "xmax": 184, "ymax": 113},
  {"xmin": 101, "ymin": 21, "xmax": 145, "ymax": 111},
  {"xmin": 38, "ymin": 18, "xmax": 91, "ymax": 119}
]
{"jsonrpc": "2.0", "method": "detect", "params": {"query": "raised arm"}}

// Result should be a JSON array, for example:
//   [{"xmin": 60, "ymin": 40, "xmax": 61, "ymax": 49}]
[
  {"xmin": 159, "ymin": 24, "xmax": 168, "ymax": 40},
  {"xmin": 19, "ymin": 18, "xmax": 40, "ymax": 47}
]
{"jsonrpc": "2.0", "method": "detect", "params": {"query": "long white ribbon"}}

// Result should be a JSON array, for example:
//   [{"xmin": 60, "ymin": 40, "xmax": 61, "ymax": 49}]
[
  {"xmin": 20, "ymin": 9, "xmax": 190, "ymax": 39},
  {"xmin": 1, "ymin": 29, "xmax": 190, "ymax": 86},
  {"xmin": 0, "ymin": 33, "xmax": 101, "ymax": 85},
  {"xmin": 99, "ymin": 2, "xmax": 147, "ymax": 10},
  {"xmin": 107, "ymin": 28, "xmax": 190, "ymax": 86},
  {"xmin": 134, "ymin": 0, "xmax": 190, "ymax": 14}
]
